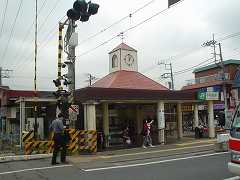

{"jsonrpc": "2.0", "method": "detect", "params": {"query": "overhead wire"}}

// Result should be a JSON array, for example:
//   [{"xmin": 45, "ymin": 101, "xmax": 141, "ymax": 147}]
[
  {"xmin": 0, "ymin": 0, "xmax": 9, "ymax": 38},
  {"xmin": 78, "ymin": 0, "xmax": 155, "ymax": 45},
  {"xmin": 173, "ymin": 57, "xmax": 214, "ymax": 75},
  {"xmin": 14, "ymin": 0, "xmax": 156, "ymax": 71},
  {"xmin": 13, "ymin": 0, "xmax": 240, "ymax": 77},
  {"xmin": 1, "ymin": 0, "xmax": 23, "ymax": 66},
  {"xmin": 13, "ymin": 15, "xmax": 66, "ymax": 73},
  {"xmin": 14, "ymin": 0, "xmax": 61, "ymax": 66},
  {"xmin": 77, "ymin": 0, "xmax": 185, "ymax": 58},
  {"xmin": 142, "ymin": 30, "xmax": 240, "ymax": 74},
  {"xmin": 9, "ymin": 0, "xmax": 49, "ymax": 66},
  {"xmin": 38, "ymin": 0, "xmax": 61, "ymax": 32},
  {"xmin": 13, "ymin": 2, "xmax": 63, "ymax": 72}
]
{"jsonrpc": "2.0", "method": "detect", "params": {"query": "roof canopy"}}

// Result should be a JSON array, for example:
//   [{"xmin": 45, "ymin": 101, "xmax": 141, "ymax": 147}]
[
  {"xmin": 75, "ymin": 87, "xmax": 196, "ymax": 102},
  {"xmin": 92, "ymin": 70, "xmax": 168, "ymax": 90}
]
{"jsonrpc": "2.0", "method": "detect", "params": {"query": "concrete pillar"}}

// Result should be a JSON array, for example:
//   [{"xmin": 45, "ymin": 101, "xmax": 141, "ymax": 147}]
[
  {"xmin": 136, "ymin": 105, "xmax": 142, "ymax": 135},
  {"xmin": 102, "ymin": 103, "xmax": 109, "ymax": 147},
  {"xmin": 84, "ymin": 103, "xmax": 96, "ymax": 130},
  {"xmin": 208, "ymin": 100, "xmax": 215, "ymax": 138},
  {"xmin": 157, "ymin": 101, "xmax": 165, "ymax": 144},
  {"xmin": 194, "ymin": 104, "xmax": 199, "ymax": 128},
  {"xmin": 84, "ymin": 105, "xmax": 87, "ymax": 130},
  {"xmin": 136, "ymin": 105, "xmax": 144, "ymax": 145},
  {"xmin": 177, "ymin": 103, "xmax": 183, "ymax": 139}
]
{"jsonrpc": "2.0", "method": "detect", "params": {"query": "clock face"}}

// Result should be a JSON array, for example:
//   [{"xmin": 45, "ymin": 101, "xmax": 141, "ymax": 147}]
[{"xmin": 124, "ymin": 54, "xmax": 134, "ymax": 66}]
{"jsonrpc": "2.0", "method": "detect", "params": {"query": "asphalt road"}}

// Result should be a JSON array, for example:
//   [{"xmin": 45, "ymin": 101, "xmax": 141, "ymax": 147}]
[{"xmin": 0, "ymin": 149, "xmax": 236, "ymax": 180}]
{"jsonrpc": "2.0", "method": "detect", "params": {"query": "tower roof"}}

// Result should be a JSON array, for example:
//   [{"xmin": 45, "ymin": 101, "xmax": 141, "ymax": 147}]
[
  {"xmin": 109, "ymin": 43, "xmax": 137, "ymax": 54},
  {"xmin": 92, "ymin": 70, "xmax": 168, "ymax": 90}
]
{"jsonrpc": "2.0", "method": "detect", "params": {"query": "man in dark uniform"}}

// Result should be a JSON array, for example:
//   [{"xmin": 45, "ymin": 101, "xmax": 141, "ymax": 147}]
[{"xmin": 50, "ymin": 113, "xmax": 67, "ymax": 165}]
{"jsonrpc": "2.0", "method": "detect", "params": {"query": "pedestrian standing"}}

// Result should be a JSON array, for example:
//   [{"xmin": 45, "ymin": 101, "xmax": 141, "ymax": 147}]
[
  {"xmin": 142, "ymin": 119, "xmax": 154, "ymax": 148},
  {"xmin": 50, "ymin": 113, "xmax": 68, "ymax": 165}
]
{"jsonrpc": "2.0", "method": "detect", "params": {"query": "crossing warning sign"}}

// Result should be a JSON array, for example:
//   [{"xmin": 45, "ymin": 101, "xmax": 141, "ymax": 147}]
[{"xmin": 69, "ymin": 105, "xmax": 79, "ymax": 121}]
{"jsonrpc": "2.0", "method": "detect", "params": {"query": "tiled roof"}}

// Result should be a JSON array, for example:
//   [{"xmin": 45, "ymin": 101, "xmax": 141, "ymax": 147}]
[
  {"xmin": 181, "ymin": 80, "xmax": 233, "ymax": 90},
  {"xmin": 92, "ymin": 70, "xmax": 168, "ymax": 90},
  {"xmin": 109, "ymin": 43, "xmax": 137, "ymax": 53},
  {"xmin": 193, "ymin": 59, "xmax": 240, "ymax": 73}
]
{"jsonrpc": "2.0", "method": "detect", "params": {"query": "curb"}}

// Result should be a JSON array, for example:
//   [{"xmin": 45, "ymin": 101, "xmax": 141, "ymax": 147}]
[{"xmin": 0, "ymin": 154, "xmax": 52, "ymax": 163}]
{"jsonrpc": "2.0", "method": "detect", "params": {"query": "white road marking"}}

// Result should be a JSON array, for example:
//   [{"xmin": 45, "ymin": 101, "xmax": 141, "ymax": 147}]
[
  {"xmin": 82, "ymin": 151, "xmax": 229, "ymax": 172},
  {"xmin": 0, "ymin": 164, "xmax": 73, "ymax": 175},
  {"xmin": 224, "ymin": 176, "xmax": 240, "ymax": 180},
  {"xmin": 104, "ymin": 144, "xmax": 214, "ymax": 158}
]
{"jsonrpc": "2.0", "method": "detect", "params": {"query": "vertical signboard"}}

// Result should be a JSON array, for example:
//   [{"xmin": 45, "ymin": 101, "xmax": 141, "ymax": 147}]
[{"xmin": 158, "ymin": 110, "xmax": 165, "ymax": 129}]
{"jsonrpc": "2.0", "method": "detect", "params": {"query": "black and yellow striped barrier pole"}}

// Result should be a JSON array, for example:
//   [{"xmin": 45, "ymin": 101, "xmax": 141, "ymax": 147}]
[{"xmin": 57, "ymin": 23, "xmax": 64, "ymax": 91}]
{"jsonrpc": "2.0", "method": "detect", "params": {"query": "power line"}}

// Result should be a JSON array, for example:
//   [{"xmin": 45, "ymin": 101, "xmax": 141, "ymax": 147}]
[
  {"xmin": 77, "ymin": 0, "xmax": 185, "ymax": 58},
  {"xmin": 0, "ymin": 0, "xmax": 9, "ymax": 38},
  {"xmin": 173, "ymin": 57, "xmax": 214, "ymax": 75},
  {"xmin": 141, "ymin": 30, "xmax": 240, "ymax": 74},
  {"xmin": 78, "ymin": 35, "xmax": 119, "ymax": 57},
  {"xmin": 78, "ymin": 0, "xmax": 155, "ymax": 46},
  {"xmin": 1, "ymin": 0, "xmax": 23, "ymax": 65},
  {"xmin": 9, "ymin": 0, "xmax": 49, "ymax": 66},
  {"xmin": 38, "ymin": 0, "xmax": 61, "ymax": 32},
  {"xmin": 13, "ymin": 15, "xmax": 66, "ymax": 73},
  {"xmin": 13, "ymin": 6, "xmax": 64, "ymax": 72},
  {"xmin": 15, "ymin": 0, "xmax": 61, "ymax": 65}
]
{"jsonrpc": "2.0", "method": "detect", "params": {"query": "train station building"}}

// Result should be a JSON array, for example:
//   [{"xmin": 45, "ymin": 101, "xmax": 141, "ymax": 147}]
[
  {"xmin": 74, "ymin": 43, "xmax": 202, "ymax": 147},
  {"xmin": 1, "ymin": 43, "xmax": 235, "ymax": 149}
]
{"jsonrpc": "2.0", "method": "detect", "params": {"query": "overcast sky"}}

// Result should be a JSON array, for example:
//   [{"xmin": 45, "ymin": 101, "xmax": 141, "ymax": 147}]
[{"xmin": 0, "ymin": 0, "xmax": 240, "ymax": 91}]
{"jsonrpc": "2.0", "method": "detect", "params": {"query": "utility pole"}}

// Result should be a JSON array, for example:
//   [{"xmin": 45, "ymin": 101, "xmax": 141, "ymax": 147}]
[
  {"xmin": 0, "ymin": 67, "xmax": 12, "ymax": 86},
  {"xmin": 158, "ymin": 61, "xmax": 174, "ymax": 90},
  {"xmin": 202, "ymin": 34, "xmax": 229, "ymax": 127},
  {"xmin": 86, "ymin": 73, "xmax": 97, "ymax": 86},
  {"xmin": 33, "ymin": 0, "xmax": 38, "ymax": 139}
]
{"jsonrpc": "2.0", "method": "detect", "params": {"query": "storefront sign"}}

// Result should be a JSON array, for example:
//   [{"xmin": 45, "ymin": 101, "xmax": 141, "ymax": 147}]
[
  {"xmin": 198, "ymin": 92, "xmax": 206, "ymax": 100},
  {"xmin": 205, "ymin": 91, "xmax": 219, "ymax": 100},
  {"xmin": 213, "ymin": 104, "xmax": 224, "ymax": 110},
  {"xmin": 197, "ymin": 91, "xmax": 219, "ymax": 100}
]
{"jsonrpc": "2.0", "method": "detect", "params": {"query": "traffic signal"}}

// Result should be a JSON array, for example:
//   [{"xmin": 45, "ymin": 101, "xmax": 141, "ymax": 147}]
[{"xmin": 67, "ymin": 0, "xmax": 99, "ymax": 22}]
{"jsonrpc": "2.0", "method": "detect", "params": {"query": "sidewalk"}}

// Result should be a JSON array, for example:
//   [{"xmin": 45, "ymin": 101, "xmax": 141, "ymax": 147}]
[{"xmin": 0, "ymin": 137, "xmax": 216, "ymax": 163}]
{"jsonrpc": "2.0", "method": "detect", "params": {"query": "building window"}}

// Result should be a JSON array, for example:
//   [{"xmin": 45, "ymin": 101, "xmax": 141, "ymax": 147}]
[{"xmin": 112, "ymin": 55, "xmax": 118, "ymax": 68}]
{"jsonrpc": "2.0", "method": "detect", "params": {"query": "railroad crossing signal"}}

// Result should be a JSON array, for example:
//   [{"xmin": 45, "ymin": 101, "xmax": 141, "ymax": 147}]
[{"xmin": 168, "ymin": 0, "xmax": 181, "ymax": 7}]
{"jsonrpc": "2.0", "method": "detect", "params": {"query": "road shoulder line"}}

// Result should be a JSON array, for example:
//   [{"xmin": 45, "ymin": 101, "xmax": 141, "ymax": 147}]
[
  {"xmin": 0, "ymin": 164, "xmax": 73, "ymax": 175},
  {"xmin": 82, "ymin": 151, "xmax": 229, "ymax": 172}
]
